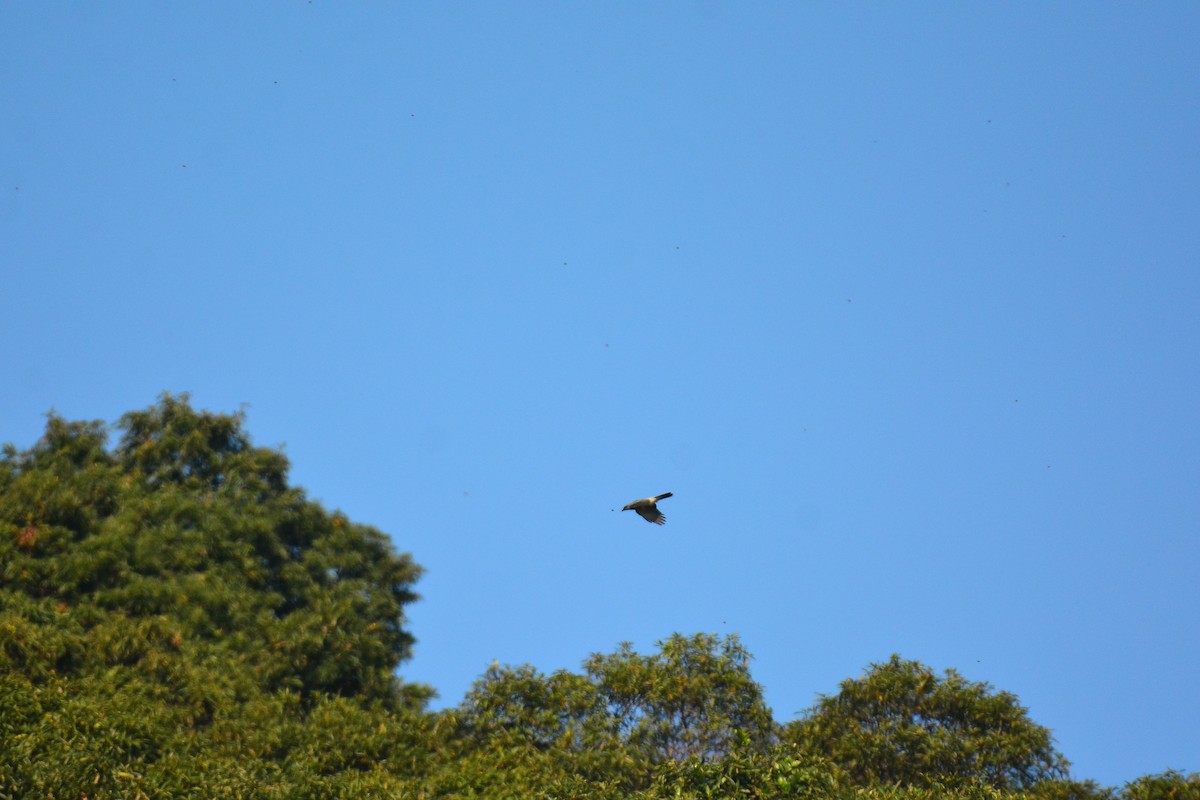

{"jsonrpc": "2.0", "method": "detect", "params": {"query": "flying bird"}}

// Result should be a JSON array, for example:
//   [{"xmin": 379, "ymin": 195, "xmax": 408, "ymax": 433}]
[{"xmin": 622, "ymin": 492, "xmax": 673, "ymax": 525}]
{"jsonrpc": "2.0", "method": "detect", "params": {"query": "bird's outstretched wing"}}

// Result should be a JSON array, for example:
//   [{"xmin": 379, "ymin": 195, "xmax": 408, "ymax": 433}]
[{"xmin": 636, "ymin": 505, "xmax": 666, "ymax": 525}]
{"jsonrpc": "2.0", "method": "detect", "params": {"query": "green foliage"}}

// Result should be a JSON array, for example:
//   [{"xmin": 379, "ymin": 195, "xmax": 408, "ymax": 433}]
[
  {"xmin": 438, "ymin": 633, "xmax": 776, "ymax": 796},
  {"xmin": 1121, "ymin": 771, "xmax": 1200, "ymax": 800},
  {"xmin": 785, "ymin": 654, "xmax": 1070, "ymax": 791},
  {"xmin": 585, "ymin": 632, "xmax": 777, "ymax": 762},
  {"xmin": 644, "ymin": 736, "xmax": 843, "ymax": 800},
  {"xmin": 0, "ymin": 393, "xmax": 424, "ymax": 707},
  {"xmin": 460, "ymin": 662, "xmax": 611, "ymax": 750},
  {"xmin": 1029, "ymin": 778, "xmax": 1118, "ymax": 800},
  {"xmin": 0, "ymin": 395, "xmax": 429, "ymax": 799}
]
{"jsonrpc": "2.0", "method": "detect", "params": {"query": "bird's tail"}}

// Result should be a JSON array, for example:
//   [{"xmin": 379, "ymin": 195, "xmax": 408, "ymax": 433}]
[{"xmin": 654, "ymin": 492, "xmax": 673, "ymax": 501}]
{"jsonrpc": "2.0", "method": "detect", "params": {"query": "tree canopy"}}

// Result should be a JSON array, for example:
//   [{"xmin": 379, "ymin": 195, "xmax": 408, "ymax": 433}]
[
  {"xmin": 785, "ymin": 654, "xmax": 1069, "ymax": 791},
  {"xmin": 0, "ymin": 396, "xmax": 1191, "ymax": 799},
  {"xmin": 1, "ymin": 394, "xmax": 424, "ymax": 707}
]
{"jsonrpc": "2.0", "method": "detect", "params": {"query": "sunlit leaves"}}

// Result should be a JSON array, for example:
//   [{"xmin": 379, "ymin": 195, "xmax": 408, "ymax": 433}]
[
  {"xmin": 585, "ymin": 632, "xmax": 777, "ymax": 762},
  {"xmin": 1121, "ymin": 771, "xmax": 1200, "ymax": 800},
  {"xmin": 786, "ymin": 654, "xmax": 1069, "ymax": 790}
]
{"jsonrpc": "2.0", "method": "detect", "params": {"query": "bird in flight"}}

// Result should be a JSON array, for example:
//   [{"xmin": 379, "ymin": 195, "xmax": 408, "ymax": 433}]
[{"xmin": 622, "ymin": 492, "xmax": 673, "ymax": 525}]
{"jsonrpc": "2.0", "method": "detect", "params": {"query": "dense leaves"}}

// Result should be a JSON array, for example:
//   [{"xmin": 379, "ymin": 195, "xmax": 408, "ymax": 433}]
[
  {"xmin": 446, "ymin": 633, "xmax": 776, "ymax": 793},
  {"xmin": 584, "ymin": 632, "xmax": 777, "ymax": 762},
  {"xmin": 1, "ymin": 394, "xmax": 423, "ymax": 707},
  {"xmin": 0, "ymin": 397, "xmax": 1191, "ymax": 799},
  {"xmin": 0, "ymin": 395, "xmax": 429, "ymax": 798},
  {"xmin": 786, "ymin": 655, "xmax": 1069, "ymax": 790}
]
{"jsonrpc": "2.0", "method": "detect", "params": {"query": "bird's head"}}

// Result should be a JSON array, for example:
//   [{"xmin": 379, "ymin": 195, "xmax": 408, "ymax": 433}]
[{"xmin": 621, "ymin": 503, "xmax": 633, "ymax": 511}]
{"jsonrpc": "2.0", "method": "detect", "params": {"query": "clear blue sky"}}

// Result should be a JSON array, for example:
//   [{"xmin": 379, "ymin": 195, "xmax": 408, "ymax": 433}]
[{"xmin": 2, "ymin": 3, "xmax": 1197, "ymax": 787}]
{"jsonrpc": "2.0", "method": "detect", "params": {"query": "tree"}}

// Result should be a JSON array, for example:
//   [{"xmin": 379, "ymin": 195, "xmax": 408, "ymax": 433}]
[
  {"xmin": 587, "ymin": 632, "xmax": 777, "ymax": 762},
  {"xmin": 1, "ymin": 395, "xmax": 431, "ymax": 798},
  {"xmin": 444, "ymin": 633, "xmax": 779, "ymax": 796},
  {"xmin": 785, "ymin": 654, "xmax": 1069, "ymax": 791},
  {"xmin": 2, "ymin": 393, "xmax": 425, "ymax": 705},
  {"xmin": 1030, "ymin": 778, "xmax": 1118, "ymax": 800},
  {"xmin": 643, "ymin": 736, "xmax": 843, "ymax": 800},
  {"xmin": 1121, "ymin": 771, "xmax": 1200, "ymax": 800}
]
